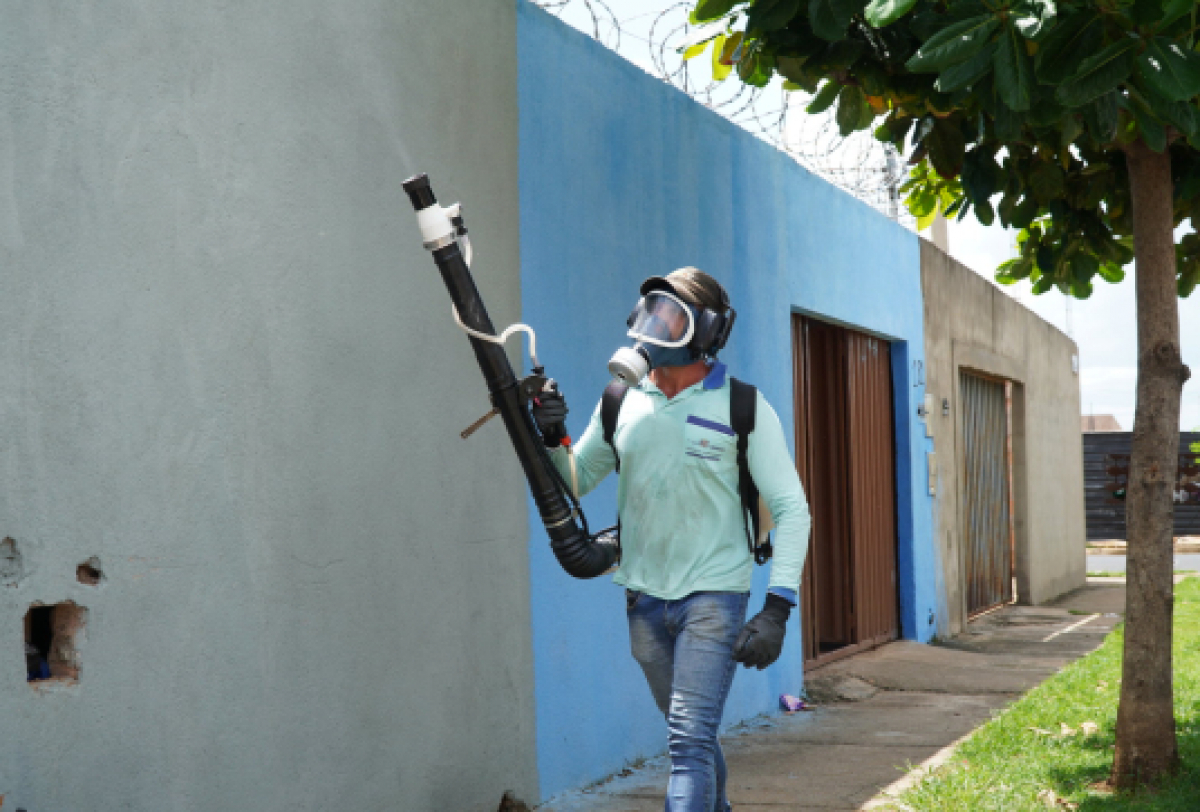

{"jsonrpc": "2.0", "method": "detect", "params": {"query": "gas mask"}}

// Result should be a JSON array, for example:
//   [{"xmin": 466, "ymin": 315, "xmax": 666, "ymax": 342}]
[{"xmin": 608, "ymin": 290, "xmax": 707, "ymax": 386}]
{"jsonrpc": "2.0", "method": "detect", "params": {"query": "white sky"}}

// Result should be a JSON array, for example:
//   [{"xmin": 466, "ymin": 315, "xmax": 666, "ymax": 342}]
[{"xmin": 543, "ymin": 0, "xmax": 1200, "ymax": 430}]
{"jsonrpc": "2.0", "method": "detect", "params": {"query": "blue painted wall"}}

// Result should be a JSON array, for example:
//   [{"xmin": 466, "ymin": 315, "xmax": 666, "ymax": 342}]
[{"xmin": 518, "ymin": 1, "xmax": 938, "ymax": 800}]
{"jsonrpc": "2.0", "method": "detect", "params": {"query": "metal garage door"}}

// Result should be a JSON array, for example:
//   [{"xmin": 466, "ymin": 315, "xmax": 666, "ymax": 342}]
[{"xmin": 960, "ymin": 372, "xmax": 1014, "ymax": 616}]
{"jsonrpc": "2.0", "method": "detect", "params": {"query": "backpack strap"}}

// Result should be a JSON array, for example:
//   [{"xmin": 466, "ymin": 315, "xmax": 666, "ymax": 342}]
[
  {"xmin": 602, "ymin": 380, "xmax": 629, "ymax": 473},
  {"xmin": 730, "ymin": 377, "xmax": 772, "ymax": 565},
  {"xmin": 601, "ymin": 380, "xmax": 629, "ymax": 552}
]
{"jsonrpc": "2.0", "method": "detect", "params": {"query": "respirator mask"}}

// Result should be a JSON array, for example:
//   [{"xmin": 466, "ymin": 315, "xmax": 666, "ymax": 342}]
[{"xmin": 607, "ymin": 287, "xmax": 735, "ymax": 386}]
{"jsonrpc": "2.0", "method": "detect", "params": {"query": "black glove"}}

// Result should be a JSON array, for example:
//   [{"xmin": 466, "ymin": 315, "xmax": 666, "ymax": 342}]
[
  {"xmin": 531, "ymin": 384, "xmax": 569, "ymax": 448},
  {"xmin": 732, "ymin": 593, "xmax": 791, "ymax": 670}
]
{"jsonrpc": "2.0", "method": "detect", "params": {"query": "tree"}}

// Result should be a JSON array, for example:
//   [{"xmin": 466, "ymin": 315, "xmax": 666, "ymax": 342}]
[{"xmin": 687, "ymin": 0, "xmax": 1198, "ymax": 789}]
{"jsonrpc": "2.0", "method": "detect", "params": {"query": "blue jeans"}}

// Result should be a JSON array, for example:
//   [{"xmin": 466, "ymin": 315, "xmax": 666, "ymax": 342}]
[{"xmin": 626, "ymin": 589, "xmax": 750, "ymax": 812}]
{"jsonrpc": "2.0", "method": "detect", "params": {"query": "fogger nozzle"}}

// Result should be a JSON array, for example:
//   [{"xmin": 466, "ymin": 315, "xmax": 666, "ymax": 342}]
[
  {"xmin": 404, "ymin": 174, "xmax": 457, "ymax": 251},
  {"xmin": 405, "ymin": 173, "xmax": 618, "ymax": 580},
  {"xmin": 403, "ymin": 173, "xmax": 437, "ymax": 211}
]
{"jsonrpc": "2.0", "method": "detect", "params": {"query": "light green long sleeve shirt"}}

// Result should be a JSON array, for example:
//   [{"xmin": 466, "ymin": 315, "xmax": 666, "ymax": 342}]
[{"xmin": 551, "ymin": 362, "xmax": 810, "ymax": 600}]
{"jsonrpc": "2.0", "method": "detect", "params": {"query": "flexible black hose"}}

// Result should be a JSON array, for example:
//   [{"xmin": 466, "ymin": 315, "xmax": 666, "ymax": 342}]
[
  {"xmin": 534, "ymin": 436, "xmax": 620, "ymax": 555},
  {"xmin": 404, "ymin": 174, "xmax": 618, "ymax": 579}
]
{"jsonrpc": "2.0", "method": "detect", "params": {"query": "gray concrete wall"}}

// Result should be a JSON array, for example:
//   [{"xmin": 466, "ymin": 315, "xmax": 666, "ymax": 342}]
[
  {"xmin": 0, "ymin": 2, "xmax": 536, "ymax": 810},
  {"xmin": 921, "ymin": 242, "xmax": 1086, "ymax": 637}
]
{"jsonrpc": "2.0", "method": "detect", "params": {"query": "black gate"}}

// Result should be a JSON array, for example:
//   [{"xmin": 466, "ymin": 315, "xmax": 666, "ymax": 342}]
[{"xmin": 1083, "ymin": 432, "xmax": 1200, "ymax": 540}]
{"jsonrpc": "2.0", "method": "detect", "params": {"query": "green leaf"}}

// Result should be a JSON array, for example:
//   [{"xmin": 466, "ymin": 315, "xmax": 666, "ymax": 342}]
[
  {"xmin": 1098, "ymin": 262, "xmax": 1125, "ymax": 283},
  {"xmin": 995, "ymin": 24, "xmax": 1036, "ymax": 112},
  {"xmin": 992, "ymin": 101, "xmax": 1024, "ymax": 140},
  {"xmin": 864, "ymin": 0, "xmax": 918, "ymax": 28},
  {"xmin": 712, "ymin": 34, "xmax": 733, "ymax": 81},
  {"xmin": 909, "ymin": 188, "xmax": 938, "ymax": 218},
  {"xmin": 936, "ymin": 40, "xmax": 999, "ymax": 93},
  {"xmin": 1179, "ymin": 270, "xmax": 1199, "ymax": 297},
  {"xmin": 877, "ymin": 115, "xmax": 914, "ymax": 146},
  {"xmin": 1035, "ymin": 14, "xmax": 1103, "ymax": 85},
  {"xmin": 961, "ymin": 149, "xmax": 1000, "ymax": 206},
  {"xmin": 807, "ymin": 80, "xmax": 842, "ymax": 113},
  {"xmin": 1136, "ymin": 38, "xmax": 1200, "ymax": 103},
  {"xmin": 906, "ymin": 15, "xmax": 1000, "ymax": 72},
  {"xmin": 1129, "ymin": 0, "xmax": 1164, "ymax": 26},
  {"xmin": 747, "ymin": 0, "xmax": 801, "ymax": 31},
  {"xmin": 1158, "ymin": 99, "xmax": 1198, "ymax": 138},
  {"xmin": 683, "ymin": 40, "xmax": 710, "ymax": 60},
  {"xmin": 810, "ymin": 0, "xmax": 868, "ymax": 41},
  {"xmin": 1029, "ymin": 161, "xmax": 1066, "ymax": 200},
  {"xmin": 1060, "ymin": 113, "xmax": 1084, "ymax": 150},
  {"xmin": 736, "ymin": 45, "xmax": 773, "ymax": 86},
  {"xmin": 996, "ymin": 255, "xmax": 1034, "ymax": 284},
  {"xmin": 1071, "ymin": 277, "xmax": 1095, "ymax": 299},
  {"xmin": 925, "ymin": 119, "xmax": 967, "ymax": 178},
  {"xmin": 1055, "ymin": 39, "xmax": 1136, "ymax": 108},
  {"xmin": 1070, "ymin": 252, "xmax": 1099, "ymax": 284},
  {"xmin": 1162, "ymin": 0, "xmax": 1194, "ymax": 28},
  {"xmin": 975, "ymin": 197, "xmax": 996, "ymax": 225},
  {"xmin": 822, "ymin": 39, "xmax": 869, "ymax": 71},
  {"xmin": 1011, "ymin": 196, "xmax": 1040, "ymax": 228},
  {"xmin": 1032, "ymin": 274, "xmax": 1055, "ymax": 294},
  {"xmin": 692, "ymin": 0, "xmax": 740, "ymax": 24},
  {"xmin": 1083, "ymin": 92, "xmax": 1121, "ymax": 143},
  {"xmin": 1130, "ymin": 98, "xmax": 1169, "ymax": 151},
  {"xmin": 857, "ymin": 94, "xmax": 876, "ymax": 128},
  {"xmin": 837, "ymin": 86, "xmax": 868, "ymax": 136},
  {"xmin": 776, "ymin": 54, "xmax": 806, "ymax": 82}
]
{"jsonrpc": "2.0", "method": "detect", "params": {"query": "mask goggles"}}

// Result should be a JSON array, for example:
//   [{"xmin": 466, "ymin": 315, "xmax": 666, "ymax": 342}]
[
  {"xmin": 625, "ymin": 291, "xmax": 697, "ymax": 348},
  {"xmin": 608, "ymin": 291, "xmax": 703, "ymax": 386}
]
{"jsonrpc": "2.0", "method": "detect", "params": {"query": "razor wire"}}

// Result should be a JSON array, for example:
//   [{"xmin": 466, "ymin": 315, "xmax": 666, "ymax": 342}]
[{"xmin": 531, "ymin": 0, "xmax": 913, "ymax": 227}]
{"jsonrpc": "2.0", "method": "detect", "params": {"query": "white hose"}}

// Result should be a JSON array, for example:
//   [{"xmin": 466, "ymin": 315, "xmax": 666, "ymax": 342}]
[{"xmin": 451, "ymin": 305, "xmax": 541, "ymax": 369}]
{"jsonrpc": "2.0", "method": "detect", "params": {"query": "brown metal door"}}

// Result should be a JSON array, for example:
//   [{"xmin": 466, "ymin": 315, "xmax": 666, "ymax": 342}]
[
  {"xmin": 796, "ymin": 318, "xmax": 854, "ymax": 662},
  {"xmin": 846, "ymin": 331, "xmax": 900, "ymax": 646},
  {"xmin": 795, "ymin": 315, "xmax": 899, "ymax": 667},
  {"xmin": 960, "ymin": 372, "xmax": 1014, "ymax": 616}
]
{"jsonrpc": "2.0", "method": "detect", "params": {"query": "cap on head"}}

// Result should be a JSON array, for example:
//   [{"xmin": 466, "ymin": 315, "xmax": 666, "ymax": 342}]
[{"xmin": 640, "ymin": 267, "xmax": 730, "ymax": 313}]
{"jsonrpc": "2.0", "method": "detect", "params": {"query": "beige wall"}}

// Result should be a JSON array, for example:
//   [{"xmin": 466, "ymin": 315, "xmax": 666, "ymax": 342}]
[{"xmin": 921, "ymin": 242, "xmax": 1086, "ymax": 637}]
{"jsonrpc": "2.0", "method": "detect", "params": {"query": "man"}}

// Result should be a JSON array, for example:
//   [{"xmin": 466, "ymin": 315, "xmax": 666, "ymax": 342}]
[{"xmin": 532, "ymin": 268, "xmax": 811, "ymax": 812}]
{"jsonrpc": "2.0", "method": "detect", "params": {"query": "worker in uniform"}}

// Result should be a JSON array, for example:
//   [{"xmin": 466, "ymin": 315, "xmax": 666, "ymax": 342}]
[{"xmin": 532, "ymin": 267, "xmax": 811, "ymax": 812}]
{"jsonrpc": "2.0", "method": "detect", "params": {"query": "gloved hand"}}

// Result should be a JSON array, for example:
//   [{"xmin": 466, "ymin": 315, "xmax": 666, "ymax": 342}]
[
  {"xmin": 531, "ymin": 384, "xmax": 569, "ymax": 448},
  {"xmin": 732, "ymin": 593, "xmax": 791, "ymax": 669}
]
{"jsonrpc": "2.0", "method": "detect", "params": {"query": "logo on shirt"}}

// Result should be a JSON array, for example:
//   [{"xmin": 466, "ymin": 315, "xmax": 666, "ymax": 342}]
[{"xmin": 685, "ymin": 415, "xmax": 733, "ymax": 462}]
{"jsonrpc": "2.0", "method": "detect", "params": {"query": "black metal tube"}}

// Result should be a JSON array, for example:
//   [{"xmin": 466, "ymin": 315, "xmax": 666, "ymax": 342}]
[{"xmin": 404, "ymin": 174, "xmax": 617, "ymax": 579}]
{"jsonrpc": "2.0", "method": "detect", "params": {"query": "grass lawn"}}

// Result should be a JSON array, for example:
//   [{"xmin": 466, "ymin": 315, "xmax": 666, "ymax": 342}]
[
  {"xmin": 883, "ymin": 576, "xmax": 1200, "ymax": 811},
  {"xmin": 1085, "ymin": 571, "xmax": 1198, "ymax": 578}
]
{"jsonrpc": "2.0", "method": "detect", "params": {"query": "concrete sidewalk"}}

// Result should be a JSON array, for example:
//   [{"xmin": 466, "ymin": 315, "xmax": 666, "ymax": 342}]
[{"xmin": 535, "ymin": 581, "xmax": 1126, "ymax": 812}]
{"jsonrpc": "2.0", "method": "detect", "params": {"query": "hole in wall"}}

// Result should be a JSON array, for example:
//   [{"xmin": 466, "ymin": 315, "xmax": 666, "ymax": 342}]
[
  {"xmin": 24, "ymin": 601, "xmax": 87, "ymax": 685},
  {"xmin": 77, "ymin": 557, "xmax": 103, "ymax": 586},
  {"xmin": 497, "ymin": 791, "xmax": 532, "ymax": 812}
]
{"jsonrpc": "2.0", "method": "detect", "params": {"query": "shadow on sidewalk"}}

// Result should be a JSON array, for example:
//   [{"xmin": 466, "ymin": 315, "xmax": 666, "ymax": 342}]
[{"xmin": 536, "ymin": 595, "xmax": 1123, "ymax": 812}]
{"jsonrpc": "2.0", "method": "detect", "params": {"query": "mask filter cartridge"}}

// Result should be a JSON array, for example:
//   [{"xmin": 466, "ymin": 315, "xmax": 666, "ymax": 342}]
[{"xmin": 608, "ymin": 345, "xmax": 650, "ymax": 386}]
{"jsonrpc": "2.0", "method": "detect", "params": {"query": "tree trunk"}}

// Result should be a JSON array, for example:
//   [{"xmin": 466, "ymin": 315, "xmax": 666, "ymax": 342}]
[{"xmin": 1111, "ymin": 140, "xmax": 1187, "ymax": 788}]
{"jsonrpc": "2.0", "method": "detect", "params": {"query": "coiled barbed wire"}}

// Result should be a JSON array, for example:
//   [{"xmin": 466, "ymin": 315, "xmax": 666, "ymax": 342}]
[
  {"xmin": 533, "ymin": 0, "xmax": 623, "ymax": 50},
  {"xmin": 531, "ymin": 0, "xmax": 911, "ymax": 226}
]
